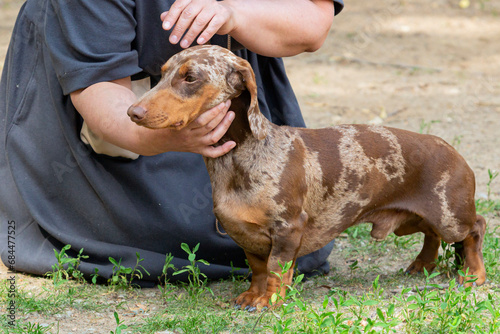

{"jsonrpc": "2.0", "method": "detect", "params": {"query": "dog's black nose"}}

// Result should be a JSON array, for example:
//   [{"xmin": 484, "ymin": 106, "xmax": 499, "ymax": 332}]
[{"xmin": 127, "ymin": 105, "xmax": 147, "ymax": 123}]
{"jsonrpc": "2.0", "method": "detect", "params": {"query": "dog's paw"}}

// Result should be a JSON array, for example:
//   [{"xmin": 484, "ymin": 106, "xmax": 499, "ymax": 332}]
[
  {"xmin": 234, "ymin": 291, "xmax": 260, "ymax": 310},
  {"xmin": 405, "ymin": 259, "xmax": 436, "ymax": 275},
  {"xmin": 234, "ymin": 292, "xmax": 272, "ymax": 312}
]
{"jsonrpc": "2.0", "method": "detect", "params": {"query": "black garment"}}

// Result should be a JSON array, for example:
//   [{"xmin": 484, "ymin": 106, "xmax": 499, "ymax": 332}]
[{"xmin": 0, "ymin": 0, "xmax": 342, "ymax": 283}]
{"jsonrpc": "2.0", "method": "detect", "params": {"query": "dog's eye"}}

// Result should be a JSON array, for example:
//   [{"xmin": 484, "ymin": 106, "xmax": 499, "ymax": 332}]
[{"xmin": 185, "ymin": 74, "xmax": 197, "ymax": 83}]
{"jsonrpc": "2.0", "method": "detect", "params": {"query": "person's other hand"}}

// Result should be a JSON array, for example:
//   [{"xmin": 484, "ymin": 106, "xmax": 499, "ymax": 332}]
[
  {"xmin": 156, "ymin": 100, "xmax": 236, "ymax": 158},
  {"xmin": 161, "ymin": 0, "xmax": 235, "ymax": 48}
]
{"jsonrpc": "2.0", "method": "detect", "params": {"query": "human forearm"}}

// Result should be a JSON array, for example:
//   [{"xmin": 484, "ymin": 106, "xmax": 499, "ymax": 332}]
[
  {"xmin": 70, "ymin": 78, "xmax": 236, "ymax": 157},
  {"xmin": 225, "ymin": 0, "xmax": 335, "ymax": 56},
  {"xmin": 70, "ymin": 78, "xmax": 156, "ymax": 155},
  {"xmin": 161, "ymin": 0, "xmax": 335, "ymax": 57}
]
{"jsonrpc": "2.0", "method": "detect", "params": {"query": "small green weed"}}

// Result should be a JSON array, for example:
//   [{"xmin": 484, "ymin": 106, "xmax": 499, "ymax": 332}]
[
  {"xmin": 108, "ymin": 252, "xmax": 150, "ymax": 289},
  {"xmin": 45, "ymin": 244, "xmax": 87, "ymax": 285},
  {"xmin": 263, "ymin": 262, "xmax": 305, "ymax": 333},
  {"xmin": 90, "ymin": 267, "xmax": 100, "ymax": 284},
  {"xmin": 228, "ymin": 261, "xmax": 250, "ymax": 295},
  {"xmin": 262, "ymin": 267, "xmax": 401, "ymax": 333},
  {"xmin": 269, "ymin": 260, "xmax": 296, "ymax": 306},
  {"xmin": 476, "ymin": 169, "xmax": 500, "ymax": 216},
  {"xmin": 8, "ymin": 321, "xmax": 53, "ymax": 334},
  {"xmin": 348, "ymin": 259, "xmax": 360, "ymax": 276},
  {"xmin": 110, "ymin": 311, "xmax": 127, "ymax": 334},
  {"xmin": 173, "ymin": 243, "xmax": 212, "ymax": 299},
  {"xmin": 435, "ymin": 241, "xmax": 461, "ymax": 276},
  {"xmin": 476, "ymin": 198, "xmax": 500, "ymax": 216},
  {"xmin": 158, "ymin": 252, "xmax": 177, "ymax": 299},
  {"xmin": 401, "ymin": 269, "xmax": 442, "ymax": 330},
  {"xmin": 483, "ymin": 225, "xmax": 500, "ymax": 281},
  {"xmin": 419, "ymin": 119, "xmax": 441, "ymax": 134},
  {"xmin": 451, "ymin": 134, "xmax": 463, "ymax": 149}
]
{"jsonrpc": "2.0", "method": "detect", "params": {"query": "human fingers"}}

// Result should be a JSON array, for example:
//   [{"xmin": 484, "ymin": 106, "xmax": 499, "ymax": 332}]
[
  {"xmin": 165, "ymin": 110, "xmax": 234, "ymax": 156},
  {"xmin": 195, "ymin": 8, "xmax": 232, "ymax": 46},
  {"xmin": 179, "ymin": 2, "xmax": 232, "ymax": 47},
  {"xmin": 161, "ymin": 0, "xmax": 191, "ymax": 30},
  {"xmin": 164, "ymin": 0, "xmax": 205, "ymax": 45},
  {"xmin": 200, "ymin": 140, "xmax": 236, "ymax": 158},
  {"xmin": 180, "ymin": 5, "xmax": 218, "ymax": 47},
  {"xmin": 162, "ymin": 0, "xmax": 233, "ymax": 48},
  {"xmin": 189, "ymin": 101, "xmax": 231, "ymax": 130},
  {"xmin": 160, "ymin": 11, "xmax": 168, "ymax": 22},
  {"xmin": 197, "ymin": 110, "xmax": 235, "ymax": 147},
  {"xmin": 192, "ymin": 105, "xmax": 232, "ymax": 139}
]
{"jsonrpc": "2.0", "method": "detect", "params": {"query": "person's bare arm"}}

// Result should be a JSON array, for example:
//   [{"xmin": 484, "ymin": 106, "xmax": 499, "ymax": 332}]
[
  {"xmin": 161, "ymin": 0, "xmax": 335, "ymax": 57},
  {"xmin": 70, "ymin": 77, "xmax": 235, "ymax": 158}
]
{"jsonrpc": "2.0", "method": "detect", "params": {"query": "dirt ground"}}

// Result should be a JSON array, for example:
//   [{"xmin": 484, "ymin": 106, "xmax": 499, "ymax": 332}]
[{"xmin": 1, "ymin": 0, "xmax": 499, "ymax": 332}]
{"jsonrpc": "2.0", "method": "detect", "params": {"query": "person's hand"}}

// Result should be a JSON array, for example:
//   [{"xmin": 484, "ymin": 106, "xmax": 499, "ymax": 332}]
[
  {"xmin": 160, "ymin": 0, "xmax": 235, "ymax": 48},
  {"xmin": 151, "ymin": 100, "xmax": 236, "ymax": 158}
]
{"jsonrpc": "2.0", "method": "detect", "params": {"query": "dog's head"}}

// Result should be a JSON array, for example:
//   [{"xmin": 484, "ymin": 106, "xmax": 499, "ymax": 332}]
[{"xmin": 128, "ymin": 45, "xmax": 267, "ymax": 139}]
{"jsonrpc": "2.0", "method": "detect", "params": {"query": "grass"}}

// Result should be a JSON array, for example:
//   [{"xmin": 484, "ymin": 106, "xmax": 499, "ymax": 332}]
[{"xmin": 1, "ymin": 177, "xmax": 499, "ymax": 333}]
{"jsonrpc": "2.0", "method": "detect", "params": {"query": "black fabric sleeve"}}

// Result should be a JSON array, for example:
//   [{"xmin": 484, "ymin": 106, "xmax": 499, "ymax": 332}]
[
  {"xmin": 334, "ymin": 0, "xmax": 344, "ymax": 15},
  {"xmin": 44, "ymin": 0, "xmax": 142, "ymax": 95}
]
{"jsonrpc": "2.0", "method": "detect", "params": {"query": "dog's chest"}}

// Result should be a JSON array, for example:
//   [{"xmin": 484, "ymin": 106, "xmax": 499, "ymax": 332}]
[
  {"xmin": 205, "ymin": 158, "xmax": 279, "ymax": 255},
  {"xmin": 208, "ymin": 138, "xmax": 292, "ymax": 214},
  {"xmin": 204, "ymin": 132, "xmax": 299, "ymax": 248}
]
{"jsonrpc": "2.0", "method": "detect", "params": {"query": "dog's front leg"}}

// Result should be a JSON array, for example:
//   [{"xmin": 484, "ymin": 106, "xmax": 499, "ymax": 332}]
[
  {"xmin": 236, "ymin": 211, "xmax": 307, "ymax": 311},
  {"xmin": 234, "ymin": 251, "xmax": 269, "ymax": 311}
]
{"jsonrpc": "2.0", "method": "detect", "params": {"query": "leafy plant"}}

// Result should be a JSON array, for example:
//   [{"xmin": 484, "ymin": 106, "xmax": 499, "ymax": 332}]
[
  {"xmin": 348, "ymin": 259, "xmax": 360, "ymax": 276},
  {"xmin": 110, "ymin": 311, "xmax": 127, "ymax": 334},
  {"xmin": 398, "ymin": 269, "xmax": 442, "ymax": 331},
  {"xmin": 483, "ymin": 226, "xmax": 500, "ymax": 280},
  {"xmin": 433, "ymin": 276, "xmax": 487, "ymax": 332},
  {"xmin": 158, "ymin": 252, "xmax": 177, "ymax": 299},
  {"xmin": 371, "ymin": 304, "xmax": 400, "ymax": 333},
  {"xmin": 172, "ymin": 243, "xmax": 211, "ymax": 299},
  {"xmin": 451, "ymin": 134, "xmax": 463, "ymax": 149},
  {"xmin": 435, "ymin": 240, "xmax": 459, "ymax": 276},
  {"xmin": 476, "ymin": 169, "xmax": 500, "ymax": 215},
  {"xmin": 108, "ymin": 252, "xmax": 150, "ymax": 289},
  {"xmin": 418, "ymin": 119, "xmax": 441, "ymax": 134},
  {"xmin": 299, "ymin": 296, "xmax": 335, "ymax": 333},
  {"xmin": 390, "ymin": 232, "xmax": 420, "ymax": 249},
  {"xmin": 486, "ymin": 169, "xmax": 499, "ymax": 200},
  {"xmin": 90, "ymin": 267, "xmax": 100, "ymax": 285},
  {"xmin": 370, "ymin": 275, "xmax": 384, "ymax": 300},
  {"xmin": 21, "ymin": 322, "xmax": 53, "ymax": 334},
  {"xmin": 481, "ymin": 293, "xmax": 500, "ymax": 333},
  {"xmin": 46, "ymin": 244, "xmax": 87, "ymax": 285},
  {"xmin": 263, "ymin": 262, "xmax": 305, "ymax": 333},
  {"xmin": 269, "ymin": 260, "xmax": 296, "ymax": 306}
]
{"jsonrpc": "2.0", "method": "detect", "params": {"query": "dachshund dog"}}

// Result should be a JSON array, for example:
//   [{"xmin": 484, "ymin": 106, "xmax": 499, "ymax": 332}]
[{"xmin": 128, "ymin": 45, "xmax": 486, "ymax": 311}]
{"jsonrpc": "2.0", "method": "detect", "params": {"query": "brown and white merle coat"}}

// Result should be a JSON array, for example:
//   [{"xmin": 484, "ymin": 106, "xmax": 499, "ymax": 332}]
[{"xmin": 128, "ymin": 45, "xmax": 486, "ymax": 311}]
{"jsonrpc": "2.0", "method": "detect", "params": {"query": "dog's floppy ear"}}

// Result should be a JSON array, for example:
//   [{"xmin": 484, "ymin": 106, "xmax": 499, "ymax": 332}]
[{"xmin": 229, "ymin": 58, "xmax": 268, "ymax": 140}]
